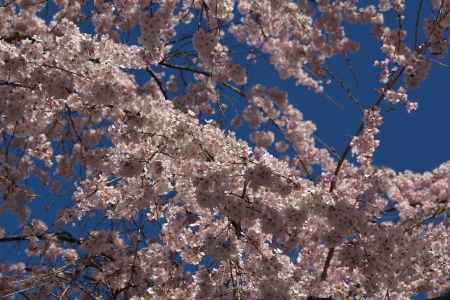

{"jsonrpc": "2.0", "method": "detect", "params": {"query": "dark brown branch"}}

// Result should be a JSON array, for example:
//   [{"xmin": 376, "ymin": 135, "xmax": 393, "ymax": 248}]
[
  {"xmin": 319, "ymin": 246, "xmax": 335, "ymax": 281},
  {"xmin": 159, "ymin": 61, "xmax": 211, "ymax": 77},
  {"xmin": 321, "ymin": 66, "xmax": 405, "ymax": 282},
  {"xmin": 146, "ymin": 67, "xmax": 168, "ymax": 100},
  {"xmin": 65, "ymin": 103, "xmax": 84, "ymax": 146},
  {"xmin": 0, "ymin": 231, "xmax": 80, "ymax": 244},
  {"xmin": 0, "ymin": 79, "xmax": 34, "ymax": 90},
  {"xmin": 0, "ymin": 32, "xmax": 37, "ymax": 44},
  {"xmin": 328, "ymin": 66, "xmax": 405, "ymax": 194}
]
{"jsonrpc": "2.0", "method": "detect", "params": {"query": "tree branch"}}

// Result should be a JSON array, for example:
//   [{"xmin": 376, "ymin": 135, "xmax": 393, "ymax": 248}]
[
  {"xmin": 146, "ymin": 67, "xmax": 168, "ymax": 100},
  {"xmin": 320, "ymin": 66, "xmax": 405, "ymax": 281},
  {"xmin": 0, "ymin": 231, "xmax": 80, "ymax": 244}
]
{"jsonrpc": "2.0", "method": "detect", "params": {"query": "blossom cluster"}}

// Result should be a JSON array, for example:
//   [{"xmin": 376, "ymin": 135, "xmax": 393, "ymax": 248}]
[
  {"xmin": 351, "ymin": 108, "xmax": 383, "ymax": 168},
  {"xmin": 0, "ymin": 1, "xmax": 448, "ymax": 300}
]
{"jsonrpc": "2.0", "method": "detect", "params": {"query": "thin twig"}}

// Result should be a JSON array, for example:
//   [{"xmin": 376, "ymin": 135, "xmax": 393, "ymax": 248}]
[
  {"xmin": 322, "ymin": 67, "xmax": 364, "ymax": 112},
  {"xmin": 413, "ymin": 0, "xmax": 425, "ymax": 50},
  {"xmin": 429, "ymin": 57, "xmax": 450, "ymax": 69},
  {"xmin": 159, "ymin": 61, "xmax": 211, "ymax": 76},
  {"xmin": 146, "ymin": 68, "xmax": 168, "ymax": 100}
]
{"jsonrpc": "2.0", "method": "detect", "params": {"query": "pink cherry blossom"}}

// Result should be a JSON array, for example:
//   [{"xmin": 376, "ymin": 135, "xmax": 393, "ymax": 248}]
[{"xmin": 0, "ymin": 1, "xmax": 448, "ymax": 299}]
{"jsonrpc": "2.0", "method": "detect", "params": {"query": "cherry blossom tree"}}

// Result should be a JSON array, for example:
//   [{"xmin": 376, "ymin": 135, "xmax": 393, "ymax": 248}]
[{"xmin": 0, "ymin": 0, "xmax": 449, "ymax": 299}]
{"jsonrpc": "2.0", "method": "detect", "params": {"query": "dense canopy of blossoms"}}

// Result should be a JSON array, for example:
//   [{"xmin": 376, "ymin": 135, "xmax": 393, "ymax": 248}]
[{"xmin": 0, "ymin": 0, "xmax": 449, "ymax": 299}]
